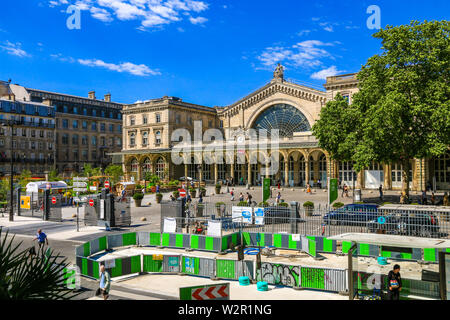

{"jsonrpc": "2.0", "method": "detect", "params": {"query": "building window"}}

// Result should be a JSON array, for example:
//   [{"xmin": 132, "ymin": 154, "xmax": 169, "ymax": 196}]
[
  {"xmin": 22, "ymin": 128, "xmax": 27, "ymax": 137},
  {"xmin": 73, "ymin": 150, "xmax": 78, "ymax": 160},
  {"xmin": 131, "ymin": 159, "xmax": 138, "ymax": 172},
  {"xmin": 72, "ymin": 134, "xmax": 79, "ymax": 145},
  {"xmin": 62, "ymin": 134, "xmax": 68, "ymax": 145},
  {"xmin": 63, "ymin": 106, "xmax": 68, "ymax": 113},
  {"xmin": 130, "ymin": 117, "xmax": 135, "ymax": 126},
  {"xmin": 39, "ymin": 130, "xmax": 44, "ymax": 138},
  {"xmin": 156, "ymin": 113, "xmax": 161, "ymax": 123},
  {"xmin": 155, "ymin": 131, "xmax": 161, "ymax": 144},
  {"xmin": 82, "ymin": 135, "xmax": 88, "ymax": 145},
  {"xmin": 208, "ymin": 120, "xmax": 213, "ymax": 127},
  {"xmin": 129, "ymin": 133, "xmax": 136, "ymax": 146},
  {"xmin": 117, "ymin": 124, "xmax": 122, "ymax": 132},
  {"xmin": 100, "ymin": 137, "xmax": 105, "ymax": 146},
  {"xmin": 339, "ymin": 161, "xmax": 357, "ymax": 185},
  {"xmin": 109, "ymin": 112, "xmax": 113, "ymax": 119},
  {"xmin": 109, "ymin": 124, "xmax": 114, "ymax": 132},
  {"xmin": 109, "ymin": 137, "xmax": 114, "ymax": 146},
  {"xmin": 92, "ymin": 150, "xmax": 97, "ymax": 160},
  {"xmin": 100, "ymin": 123, "xmax": 105, "ymax": 132},
  {"xmin": 143, "ymin": 115, "xmax": 148, "ymax": 124},
  {"xmin": 62, "ymin": 119, "xmax": 68, "ymax": 128},
  {"xmin": 91, "ymin": 122, "xmax": 97, "ymax": 131},
  {"xmin": 434, "ymin": 152, "xmax": 450, "ymax": 184},
  {"xmin": 143, "ymin": 158, "xmax": 151, "ymax": 172},
  {"xmin": 82, "ymin": 150, "xmax": 88, "ymax": 160},
  {"xmin": 38, "ymin": 142, "xmax": 43, "ymax": 150},
  {"xmin": 73, "ymin": 107, "xmax": 78, "ymax": 114},
  {"xmin": 101, "ymin": 110, "xmax": 105, "ymax": 118},
  {"xmin": 155, "ymin": 157, "xmax": 165, "ymax": 178},
  {"xmin": 31, "ymin": 141, "xmax": 36, "ymax": 149},
  {"xmin": 91, "ymin": 136, "xmax": 97, "ymax": 146},
  {"xmin": 0, "ymin": 139, "xmax": 4, "ymax": 147},
  {"xmin": 92, "ymin": 109, "xmax": 97, "ymax": 117},
  {"xmin": 187, "ymin": 116, "xmax": 192, "ymax": 125},
  {"xmin": 83, "ymin": 108, "xmax": 87, "ymax": 115},
  {"xmin": 48, "ymin": 142, "xmax": 53, "ymax": 150},
  {"xmin": 116, "ymin": 137, "xmax": 122, "ymax": 146},
  {"xmin": 82, "ymin": 121, "xmax": 88, "ymax": 129},
  {"xmin": 175, "ymin": 114, "xmax": 181, "ymax": 124},
  {"xmin": 142, "ymin": 132, "xmax": 148, "ymax": 145}
]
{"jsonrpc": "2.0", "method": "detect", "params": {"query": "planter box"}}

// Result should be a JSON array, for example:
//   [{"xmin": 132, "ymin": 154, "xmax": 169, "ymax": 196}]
[
  {"xmin": 304, "ymin": 207, "xmax": 314, "ymax": 216},
  {"xmin": 134, "ymin": 199, "xmax": 142, "ymax": 207}
]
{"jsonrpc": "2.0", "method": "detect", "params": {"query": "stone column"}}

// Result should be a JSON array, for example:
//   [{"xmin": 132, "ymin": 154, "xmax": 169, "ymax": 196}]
[
  {"xmin": 357, "ymin": 171, "xmax": 364, "ymax": 189},
  {"xmin": 284, "ymin": 160, "xmax": 289, "ymax": 186},
  {"xmin": 214, "ymin": 163, "xmax": 218, "ymax": 184},
  {"xmin": 230, "ymin": 163, "xmax": 235, "ymax": 183},
  {"xmin": 384, "ymin": 163, "xmax": 391, "ymax": 190},
  {"xmin": 184, "ymin": 163, "xmax": 188, "ymax": 178},
  {"xmin": 305, "ymin": 157, "xmax": 310, "ymax": 186},
  {"xmin": 247, "ymin": 161, "xmax": 252, "ymax": 186}
]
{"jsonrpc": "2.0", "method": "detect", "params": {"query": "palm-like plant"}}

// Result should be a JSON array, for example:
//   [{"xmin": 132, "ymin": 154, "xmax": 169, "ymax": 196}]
[{"xmin": 0, "ymin": 229, "xmax": 79, "ymax": 300}]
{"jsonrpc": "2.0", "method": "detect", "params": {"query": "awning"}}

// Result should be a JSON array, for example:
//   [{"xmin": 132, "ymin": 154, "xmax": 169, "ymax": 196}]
[{"xmin": 327, "ymin": 233, "xmax": 450, "ymax": 249}]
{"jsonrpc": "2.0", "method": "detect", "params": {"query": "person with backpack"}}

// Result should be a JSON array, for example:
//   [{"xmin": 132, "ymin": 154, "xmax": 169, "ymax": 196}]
[
  {"xmin": 387, "ymin": 264, "xmax": 402, "ymax": 300},
  {"xmin": 98, "ymin": 264, "xmax": 111, "ymax": 300}
]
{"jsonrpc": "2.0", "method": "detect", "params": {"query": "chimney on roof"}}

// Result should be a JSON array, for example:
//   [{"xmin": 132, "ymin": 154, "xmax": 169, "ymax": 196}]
[
  {"xmin": 88, "ymin": 91, "xmax": 96, "ymax": 99},
  {"xmin": 104, "ymin": 93, "xmax": 111, "ymax": 102}
]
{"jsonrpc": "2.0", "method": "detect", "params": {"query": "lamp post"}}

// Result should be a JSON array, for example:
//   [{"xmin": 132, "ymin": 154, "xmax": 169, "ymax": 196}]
[{"xmin": 1, "ymin": 119, "xmax": 15, "ymax": 222}]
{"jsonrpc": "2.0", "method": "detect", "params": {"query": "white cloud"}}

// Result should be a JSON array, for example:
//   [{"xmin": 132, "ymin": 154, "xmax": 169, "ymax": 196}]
[
  {"xmin": 297, "ymin": 29, "xmax": 311, "ymax": 37},
  {"xmin": 310, "ymin": 66, "xmax": 345, "ymax": 80},
  {"xmin": 189, "ymin": 16, "xmax": 207, "ymax": 25},
  {"xmin": 48, "ymin": 0, "xmax": 210, "ymax": 30},
  {"xmin": 177, "ymin": 27, "xmax": 185, "ymax": 32},
  {"xmin": 77, "ymin": 58, "xmax": 161, "ymax": 76},
  {"xmin": 0, "ymin": 41, "xmax": 30, "ymax": 58}
]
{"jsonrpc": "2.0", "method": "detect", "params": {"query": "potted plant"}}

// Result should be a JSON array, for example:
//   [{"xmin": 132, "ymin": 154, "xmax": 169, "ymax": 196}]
[
  {"xmin": 278, "ymin": 202, "xmax": 289, "ymax": 207},
  {"xmin": 173, "ymin": 190, "xmax": 180, "ymax": 199},
  {"xmin": 237, "ymin": 201, "xmax": 249, "ymax": 207},
  {"xmin": 190, "ymin": 188, "xmax": 197, "ymax": 198},
  {"xmin": 258, "ymin": 201, "xmax": 269, "ymax": 207},
  {"xmin": 155, "ymin": 193, "xmax": 163, "ymax": 203},
  {"xmin": 303, "ymin": 201, "xmax": 314, "ymax": 216},
  {"xmin": 196, "ymin": 203, "xmax": 204, "ymax": 217},
  {"xmin": 332, "ymin": 202, "xmax": 344, "ymax": 209},
  {"xmin": 215, "ymin": 183, "xmax": 221, "ymax": 194},
  {"xmin": 133, "ymin": 192, "xmax": 144, "ymax": 207},
  {"xmin": 215, "ymin": 202, "xmax": 225, "ymax": 216},
  {"xmin": 200, "ymin": 187, "xmax": 206, "ymax": 197}
]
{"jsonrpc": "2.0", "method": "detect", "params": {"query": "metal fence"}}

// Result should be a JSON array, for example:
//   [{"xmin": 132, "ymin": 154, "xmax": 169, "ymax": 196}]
[{"xmin": 163, "ymin": 205, "xmax": 450, "ymax": 239}]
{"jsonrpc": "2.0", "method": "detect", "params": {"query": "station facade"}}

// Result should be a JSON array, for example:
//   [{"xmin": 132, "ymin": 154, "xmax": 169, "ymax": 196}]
[{"xmin": 119, "ymin": 66, "xmax": 449, "ymax": 191}]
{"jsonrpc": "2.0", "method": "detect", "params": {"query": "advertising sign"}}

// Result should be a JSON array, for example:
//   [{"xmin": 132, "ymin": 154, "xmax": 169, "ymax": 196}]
[
  {"xmin": 254, "ymin": 207, "xmax": 265, "ymax": 225},
  {"xmin": 207, "ymin": 220, "xmax": 222, "ymax": 237},
  {"xmin": 232, "ymin": 206, "xmax": 252, "ymax": 224},
  {"xmin": 163, "ymin": 217, "xmax": 177, "ymax": 233},
  {"xmin": 20, "ymin": 196, "xmax": 31, "ymax": 209},
  {"xmin": 328, "ymin": 178, "xmax": 338, "ymax": 205},
  {"xmin": 262, "ymin": 178, "xmax": 271, "ymax": 202}
]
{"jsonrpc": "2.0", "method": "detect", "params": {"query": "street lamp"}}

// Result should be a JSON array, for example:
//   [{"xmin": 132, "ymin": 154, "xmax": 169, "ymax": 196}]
[
  {"xmin": 197, "ymin": 164, "xmax": 202, "ymax": 198},
  {"xmin": 1, "ymin": 119, "xmax": 15, "ymax": 222}
]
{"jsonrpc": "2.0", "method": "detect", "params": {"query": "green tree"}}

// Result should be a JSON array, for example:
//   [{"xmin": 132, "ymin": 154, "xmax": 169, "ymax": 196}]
[
  {"xmin": 18, "ymin": 170, "xmax": 32, "ymax": 187},
  {"xmin": 81, "ymin": 163, "xmax": 93, "ymax": 177},
  {"xmin": 48, "ymin": 169, "xmax": 61, "ymax": 182},
  {"xmin": 104, "ymin": 164, "xmax": 123, "ymax": 184},
  {"xmin": 313, "ymin": 20, "xmax": 450, "ymax": 197}
]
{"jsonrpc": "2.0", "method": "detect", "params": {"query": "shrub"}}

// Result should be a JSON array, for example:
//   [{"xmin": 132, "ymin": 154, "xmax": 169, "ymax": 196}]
[
  {"xmin": 237, "ymin": 201, "xmax": 249, "ymax": 206},
  {"xmin": 332, "ymin": 202, "xmax": 344, "ymax": 208},
  {"xmin": 215, "ymin": 201, "xmax": 225, "ymax": 207},
  {"xmin": 303, "ymin": 201, "xmax": 314, "ymax": 208},
  {"xmin": 258, "ymin": 201, "xmax": 269, "ymax": 207},
  {"xmin": 382, "ymin": 202, "xmax": 392, "ymax": 205},
  {"xmin": 133, "ymin": 193, "xmax": 144, "ymax": 200},
  {"xmin": 354, "ymin": 201, "xmax": 364, "ymax": 204},
  {"xmin": 168, "ymin": 180, "xmax": 179, "ymax": 186},
  {"xmin": 215, "ymin": 183, "xmax": 221, "ymax": 188},
  {"xmin": 173, "ymin": 191, "xmax": 180, "ymax": 198},
  {"xmin": 278, "ymin": 202, "xmax": 289, "ymax": 207},
  {"xmin": 135, "ymin": 184, "xmax": 143, "ymax": 190}
]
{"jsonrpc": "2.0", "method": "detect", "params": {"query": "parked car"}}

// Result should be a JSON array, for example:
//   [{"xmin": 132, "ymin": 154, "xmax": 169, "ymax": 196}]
[
  {"xmin": 323, "ymin": 204, "xmax": 379, "ymax": 226},
  {"xmin": 368, "ymin": 212, "xmax": 440, "ymax": 237}
]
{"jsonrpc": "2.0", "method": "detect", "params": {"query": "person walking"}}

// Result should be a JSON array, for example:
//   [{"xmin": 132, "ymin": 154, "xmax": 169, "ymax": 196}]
[
  {"xmin": 276, "ymin": 192, "xmax": 281, "ymax": 204},
  {"xmin": 387, "ymin": 264, "xmax": 402, "ymax": 300},
  {"xmin": 344, "ymin": 185, "xmax": 349, "ymax": 198},
  {"xmin": 431, "ymin": 192, "xmax": 436, "ymax": 205},
  {"xmin": 230, "ymin": 188, "xmax": 235, "ymax": 201},
  {"xmin": 379, "ymin": 184, "xmax": 383, "ymax": 201},
  {"xmin": 239, "ymin": 192, "xmax": 244, "ymax": 202},
  {"xmin": 421, "ymin": 190, "xmax": 427, "ymax": 205},
  {"xmin": 443, "ymin": 192, "xmax": 449, "ymax": 206},
  {"xmin": 33, "ymin": 229, "xmax": 48, "ymax": 252},
  {"xmin": 98, "ymin": 264, "xmax": 111, "ymax": 300},
  {"xmin": 246, "ymin": 192, "xmax": 253, "ymax": 205},
  {"xmin": 341, "ymin": 184, "xmax": 346, "ymax": 197},
  {"xmin": 198, "ymin": 192, "xmax": 203, "ymax": 203}
]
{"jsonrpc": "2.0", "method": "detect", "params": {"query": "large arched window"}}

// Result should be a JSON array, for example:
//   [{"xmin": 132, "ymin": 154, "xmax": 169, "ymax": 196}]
[
  {"xmin": 142, "ymin": 132, "xmax": 148, "ymax": 146},
  {"xmin": 155, "ymin": 157, "xmax": 165, "ymax": 178},
  {"xmin": 142, "ymin": 158, "xmax": 151, "ymax": 172},
  {"xmin": 252, "ymin": 104, "xmax": 311, "ymax": 138},
  {"xmin": 131, "ymin": 158, "xmax": 138, "ymax": 172}
]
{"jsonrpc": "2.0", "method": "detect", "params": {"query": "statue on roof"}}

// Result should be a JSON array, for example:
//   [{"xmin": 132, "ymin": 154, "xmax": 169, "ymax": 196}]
[{"xmin": 273, "ymin": 63, "xmax": 284, "ymax": 81}]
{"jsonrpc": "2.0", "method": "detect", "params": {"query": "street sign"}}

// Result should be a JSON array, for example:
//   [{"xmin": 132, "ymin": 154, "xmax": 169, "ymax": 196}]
[
  {"xmin": 378, "ymin": 216, "xmax": 386, "ymax": 224},
  {"xmin": 104, "ymin": 181, "xmax": 110, "ymax": 189},
  {"xmin": 73, "ymin": 182, "xmax": 87, "ymax": 188},
  {"xmin": 89, "ymin": 199, "xmax": 94, "ymax": 207},
  {"xmin": 73, "ymin": 188, "xmax": 87, "ymax": 192},
  {"xmin": 89, "ymin": 186, "xmax": 97, "ymax": 191},
  {"xmin": 51, "ymin": 197, "xmax": 57, "ymax": 204},
  {"xmin": 178, "ymin": 188, "xmax": 186, "ymax": 197},
  {"xmin": 180, "ymin": 283, "xmax": 229, "ymax": 300},
  {"xmin": 73, "ymin": 177, "xmax": 88, "ymax": 181}
]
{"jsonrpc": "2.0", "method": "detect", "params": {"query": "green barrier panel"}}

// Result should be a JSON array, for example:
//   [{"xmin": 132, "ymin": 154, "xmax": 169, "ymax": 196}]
[
  {"xmin": 176, "ymin": 234, "xmax": 184, "ymax": 248},
  {"xmin": 308, "ymin": 239, "xmax": 317, "ymax": 257},
  {"xmin": 92, "ymin": 260, "xmax": 100, "ymax": 279},
  {"xmin": 273, "ymin": 234, "xmax": 282, "ymax": 248},
  {"xmin": 243, "ymin": 232, "xmax": 251, "ymax": 246},
  {"xmin": 83, "ymin": 242, "xmax": 90, "ymax": 257},
  {"xmin": 99, "ymin": 236, "xmax": 107, "ymax": 252},
  {"xmin": 381, "ymin": 250, "xmax": 391, "ymax": 258},
  {"xmin": 359, "ymin": 243, "xmax": 370, "ymax": 256},
  {"xmin": 423, "ymin": 248, "xmax": 437, "ymax": 262},
  {"xmin": 143, "ymin": 255, "xmax": 163, "ymax": 272},
  {"xmin": 110, "ymin": 259, "xmax": 123, "ymax": 278},
  {"xmin": 232, "ymin": 233, "xmax": 239, "ymax": 246},
  {"xmin": 323, "ymin": 238, "xmax": 334, "ymax": 253},
  {"xmin": 342, "ymin": 241, "xmax": 352, "ymax": 254},
  {"xmin": 131, "ymin": 255, "xmax": 141, "ymax": 274},
  {"xmin": 81, "ymin": 258, "xmax": 88, "ymax": 276},
  {"xmin": 182, "ymin": 256, "xmax": 199, "ymax": 275},
  {"xmin": 149, "ymin": 233, "xmax": 161, "ymax": 246},
  {"xmin": 401, "ymin": 252, "xmax": 412, "ymax": 260},
  {"xmin": 258, "ymin": 233, "xmax": 265, "ymax": 247},
  {"xmin": 288, "ymin": 235, "xmax": 298, "ymax": 249},
  {"xmin": 162, "ymin": 233, "xmax": 170, "ymax": 246},
  {"xmin": 122, "ymin": 233, "xmax": 137, "ymax": 246},
  {"xmin": 221, "ymin": 236, "xmax": 228, "ymax": 251},
  {"xmin": 216, "ymin": 260, "xmax": 235, "ymax": 279},
  {"xmin": 205, "ymin": 236, "xmax": 214, "ymax": 251},
  {"xmin": 191, "ymin": 235, "xmax": 199, "ymax": 249},
  {"xmin": 301, "ymin": 267, "xmax": 325, "ymax": 290}
]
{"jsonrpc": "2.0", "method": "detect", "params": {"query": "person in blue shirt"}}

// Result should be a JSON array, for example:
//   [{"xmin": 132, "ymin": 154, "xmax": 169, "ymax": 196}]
[
  {"xmin": 33, "ymin": 229, "xmax": 48, "ymax": 250},
  {"xmin": 99, "ymin": 264, "xmax": 111, "ymax": 300}
]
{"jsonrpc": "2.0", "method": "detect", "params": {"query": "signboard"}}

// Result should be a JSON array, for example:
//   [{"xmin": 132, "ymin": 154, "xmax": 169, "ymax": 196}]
[
  {"xmin": 254, "ymin": 207, "xmax": 265, "ymax": 225},
  {"xmin": 73, "ymin": 177, "xmax": 88, "ymax": 181},
  {"xmin": 89, "ymin": 199, "xmax": 94, "ymax": 207},
  {"xmin": 163, "ymin": 217, "xmax": 177, "ymax": 233},
  {"xmin": 51, "ymin": 197, "xmax": 57, "ymax": 204},
  {"xmin": 292, "ymin": 234, "xmax": 301, "ymax": 242},
  {"xmin": 104, "ymin": 259, "xmax": 115, "ymax": 269},
  {"xmin": 104, "ymin": 181, "xmax": 110, "ymax": 189},
  {"xmin": 262, "ymin": 178, "xmax": 271, "ymax": 202},
  {"xmin": 232, "ymin": 206, "xmax": 252, "ymax": 224},
  {"xmin": 152, "ymin": 254, "xmax": 163, "ymax": 261},
  {"xmin": 185, "ymin": 257, "xmax": 195, "ymax": 274},
  {"xmin": 73, "ymin": 182, "xmax": 87, "ymax": 188},
  {"xmin": 178, "ymin": 188, "xmax": 186, "ymax": 198},
  {"xmin": 73, "ymin": 188, "xmax": 87, "ymax": 192},
  {"xmin": 328, "ymin": 178, "xmax": 338, "ymax": 205},
  {"xmin": 20, "ymin": 196, "xmax": 31, "ymax": 209},
  {"xmin": 100, "ymin": 199, "xmax": 105, "ymax": 219},
  {"xmin": 179, "ymin": 283, "xmax": 230, "ymax": 300},
  {"xmin": 89, "ymin": 186, "xmax": 97, "ymax": 191},
  {"xmin": 207, "ymin": 220, "xmax": 222, "ymax": 237}
]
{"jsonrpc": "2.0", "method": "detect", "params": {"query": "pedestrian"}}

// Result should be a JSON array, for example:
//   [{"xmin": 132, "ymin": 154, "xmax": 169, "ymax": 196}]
[
  {"xmin": 431, "ymin": 192, "xmax": 435, "ymax": 205},
  {"xmin": 318, "ymin": 179, "xmax": 321, "ymax": 189},
  {"xmin": 421, "ymin": 190, "xmax": 427, "ymax": 205},
  {"xmin": 276, "ymin": 192, "xmax": 281, "ymax": 204},
  {"xmin": 239, "ymin": 192, "xmax": 244, "ymax": 202},
  {"xmin": 119, "ymin": 188, "xmax": 126, "ymax": 202},
  {"xmin": 306, "ymin": 183, "xmax": 311, "ymax": 194},
  {"xmin": 344, "ymin": 185, "xmax": 349, "ymax": 198},
  {"xmin": 33, "ymin": 229, "xmax": 48, "ymax": 252},
  {"xmin": 198, "ymin": 192, "xmax": 203, "ymax": 203},
  {"xmin": 379, "ymin": 184, "xmax": 383, "ymax": 201},
  {"xmin": 444, "ymin": 192, "xmax": 449, "ymax": 206},
  {"xmin": 186, "ymin": 194, "xmax": 192, "ymax": 204},
  {"xmin": 387, "ymin": 264, "xmax": 402, "ymax": 300},
  {"xmin": 341, "ymin": 184, "xmax": 346, "ymax": 197},
  {"xmin": 277, "ymin": 180, "xmax": 280, "ymax": 189},
  {"xmin": 156, "ymin": 184, "xmax": 160, "ymax": 193},
  {"xmin": 246, "ymin": 192, "xmax": 253, "ymax": 205},
  {"xmin": 240, "ymin": 177, "xmax": 244, "ymax": 186},
  {"xmin": 230, "ymin": 188, "xmax": 235, "ymax": 201},
  {"xmin": 98, "ymin": 264, "xmax": 111, "ymax": 300}
]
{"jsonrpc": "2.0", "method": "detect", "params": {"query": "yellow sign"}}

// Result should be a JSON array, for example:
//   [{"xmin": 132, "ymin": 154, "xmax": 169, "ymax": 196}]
[
  {"xmin": 152, "ymin": 254, "xmax": 163, "ymax": 261},
  {"xmin": 20, "ymin": 196, "xmax": 31, "ymax": 209}
]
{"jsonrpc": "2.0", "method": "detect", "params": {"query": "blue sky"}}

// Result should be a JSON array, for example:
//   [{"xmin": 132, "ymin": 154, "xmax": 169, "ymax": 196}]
[{"xmin": 0, "ymin": 0, "xmax": 448, "ymax": 106}]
